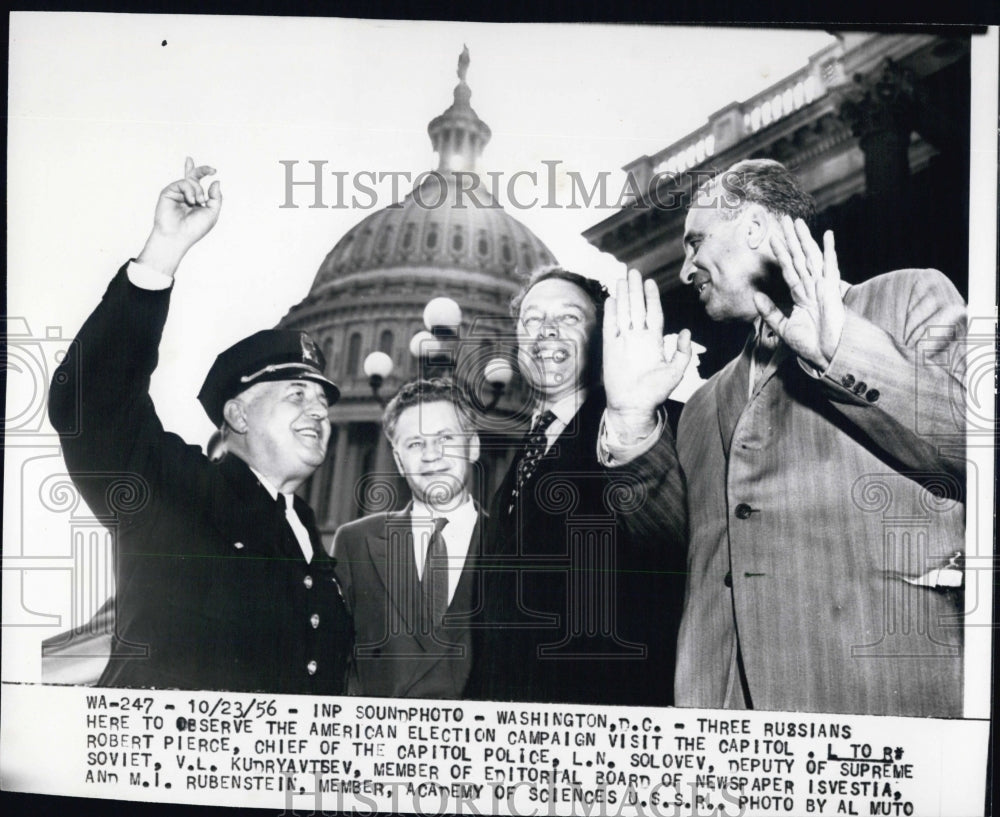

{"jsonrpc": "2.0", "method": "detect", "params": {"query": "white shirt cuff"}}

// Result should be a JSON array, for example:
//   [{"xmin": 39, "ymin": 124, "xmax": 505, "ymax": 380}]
[
  {"xmin": 127, "ymin": 259, "xmax": 173, "ymax": 290},
  {"xmin": 597, "ymin": 410, "xmax": 664, "ymax": 467}
]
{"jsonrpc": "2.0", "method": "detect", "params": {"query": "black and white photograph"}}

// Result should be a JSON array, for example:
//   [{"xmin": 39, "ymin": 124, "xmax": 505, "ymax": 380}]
[{"xmin": 2, "ymin": 14, "xmax": 995, "ymax": 816}]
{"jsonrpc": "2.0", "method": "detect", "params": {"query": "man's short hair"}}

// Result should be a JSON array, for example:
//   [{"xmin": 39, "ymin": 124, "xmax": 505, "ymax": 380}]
[
  {"xmin": 701, "ymin": 158, "xmax": 816, "ymax": 224},
  {"xmin": 382, "ymin": 378, "xmax": 474, "ymax": 442},
  {"xmin": 510, "ymin": 266, "xmax": 610, "ymax": 320}
]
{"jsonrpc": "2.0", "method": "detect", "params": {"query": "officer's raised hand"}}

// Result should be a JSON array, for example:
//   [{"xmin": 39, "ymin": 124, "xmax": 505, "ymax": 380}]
[{"xmin": 138, "ymin": 157, "xmax": 222, "ymax": 278}]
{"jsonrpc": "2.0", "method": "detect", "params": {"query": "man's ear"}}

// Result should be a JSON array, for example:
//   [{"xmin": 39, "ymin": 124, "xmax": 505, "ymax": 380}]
[
  {"xmin": 223, "ymin": 399, "xmax": 249, "ymax": 434},
  {"xmin": 743, "ymin": 203, "xmax": 770, "ymax": 251},
  {"xmin": 467, "ymin": 432, "xmax": 481, "ymax": 465}
]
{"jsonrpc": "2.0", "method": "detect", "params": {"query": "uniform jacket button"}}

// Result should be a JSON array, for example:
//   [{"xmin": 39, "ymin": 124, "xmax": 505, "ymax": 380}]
[
  {"xmin": 307, "ymin": 660, "xmax": 317, "ymax": 675},
  {"xmin": 734, "ymin": 503, "xmax": 753, "ymax": 520},
  {"xmin": 866, "ymin": 388, "xmax": 880, "ymax": 403},
  {"xmin": 233, "ymin": 542, "xmax": 244, "ymax": 550},
  {"xmin": 853, "ymin": 380, "xmax": 868, "ymax": 395},
  {"xmin": 310, "ymin": 613, "xmax": 320, "ymax": 629},
  {"xmin": 303, "ymin": 575, "xmax": 313, "ymax": 589},
  {"xmin": 723, "ymin": 571, "xmax": 733, "ymax": 588},
  {"xmin": 841, "ymin": 374, "xmax": 855, "ymax": 389}
]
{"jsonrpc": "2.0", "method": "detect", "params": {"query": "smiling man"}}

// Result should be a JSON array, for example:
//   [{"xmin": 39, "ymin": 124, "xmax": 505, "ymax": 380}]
[
  {"xmin": 47, "ymin": 159, "xmax": 352, "ymax": 693},
  {"xmin": 331, "ymin": 379, "xmax": 483, "ymax": 699},
  {"xmin": 602, "ymin": 159, "xmax": 967, "ymax": 717},
  {"xmin": 464, "ymin": 268, "xmax": 689, "ymax": 706}
]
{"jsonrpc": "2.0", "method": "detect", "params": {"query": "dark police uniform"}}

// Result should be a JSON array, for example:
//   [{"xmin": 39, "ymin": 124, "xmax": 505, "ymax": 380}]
[{"xmin": 48, "ymin": 264, "xmax": 352, "ymax": 693}]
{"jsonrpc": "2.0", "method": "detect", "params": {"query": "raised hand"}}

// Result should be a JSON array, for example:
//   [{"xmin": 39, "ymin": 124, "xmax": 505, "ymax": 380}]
[
  {"xmin": 754, "ymin": 216, "xmax": 845, "ymax": 371},
  {"xmin": 603, "ymin": 269, "xmax": 692, "ymax": 443},
  {"xmin": 138, "ymin": 157, "xmax": 222, "ymax": 278}
]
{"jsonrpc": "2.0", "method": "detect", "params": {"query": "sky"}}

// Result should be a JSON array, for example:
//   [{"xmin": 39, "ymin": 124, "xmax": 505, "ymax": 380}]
[{"xmin": 7, "ymin": 14, "xmax": 836, "ymax": 447}]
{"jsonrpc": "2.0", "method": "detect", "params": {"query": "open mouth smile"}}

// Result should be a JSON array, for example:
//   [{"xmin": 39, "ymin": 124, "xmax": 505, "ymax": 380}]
[{"xmin": 532, "ymin": 346, "xmax": 570, "ymax": 363}]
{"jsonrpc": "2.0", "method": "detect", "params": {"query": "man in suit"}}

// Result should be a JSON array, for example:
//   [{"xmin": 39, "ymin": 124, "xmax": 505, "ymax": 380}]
[
  {"xmin": 48, "ymin": 158, "xmax": 352, "ymax": 693},
  {"xmin": 464, "ymin": 268, "xmax": 690, "ymax": 706},
  {"xmin": 332, "ymin": 379, "xmax": 483, "ymax": 699},
  {"xmin": 603, "ymin": 158, "xmax": 966, "ymax": 717}
]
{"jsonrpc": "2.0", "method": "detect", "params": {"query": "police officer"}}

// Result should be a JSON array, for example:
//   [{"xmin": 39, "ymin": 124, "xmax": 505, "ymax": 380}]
[{"xmin": 48, "ymin": 158, "xmax": 352, "ymax": 693}]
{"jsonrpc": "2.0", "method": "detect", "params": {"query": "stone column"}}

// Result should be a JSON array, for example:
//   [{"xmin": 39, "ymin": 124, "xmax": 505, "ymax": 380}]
[
  {"xmin": 838, "ymin": 59, "xmax": 919, "ymax": 272},
  {"xmin": 326, "ymin": 423, "xmax": 352, "ymax": 527}
]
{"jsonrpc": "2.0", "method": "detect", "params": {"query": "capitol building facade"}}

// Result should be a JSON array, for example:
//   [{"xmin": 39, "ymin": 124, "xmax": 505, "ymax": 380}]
[{"xmin": 279, "ymin": 49, "xmax": 557, "ymax": 538}]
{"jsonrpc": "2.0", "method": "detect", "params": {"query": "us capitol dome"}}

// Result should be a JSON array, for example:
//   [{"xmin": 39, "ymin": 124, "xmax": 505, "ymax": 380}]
[{"xmin": 279, "ymin": 47, "xmax": 558, "ymax": 536}]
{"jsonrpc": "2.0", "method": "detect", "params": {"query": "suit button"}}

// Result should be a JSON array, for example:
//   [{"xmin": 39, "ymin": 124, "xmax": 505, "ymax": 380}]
[
  {"xmin": 723, "ymin": 571, "xmax": 733, "ymax": 588},
  {"xmin": 734, "ymin": 503, "xmax": 753, "ymax": 519},
  {"xmin": 853, "ymin": 381, "xmax": 867, "ymax": 395},
  {"xmin": 303, "ymin": 575, "xmax": 313, "ymax": 589},
  {"xmin": 233, "ymin": 542, "xmax": 244, "ymax": 550},
  {"xmin": 866, "ymin": 388, "xmax": 880, "ymax": 403},
  {"xmin": 310, "ymin": 614, "xmax": 320, "ymax": 629},
  {"xmin": 841, "ymin": 374, "xmax": 855, "ymax": 388},
  {"xmin": 306, "ymin": 660, "xmax": 317, "ymax": 675}
]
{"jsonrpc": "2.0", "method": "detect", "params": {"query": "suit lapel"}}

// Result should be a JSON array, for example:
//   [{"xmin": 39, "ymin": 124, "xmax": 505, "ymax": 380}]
[
  {"xmin": 716, "ymin": 334, "xmax": 753, "ymax": 458},
  {"xmin": 751, "ymin": 342, "xmax": 793, "ymax": 397},
  {"xmin": 536, "ymin": 391, "xmax": 601, "ymax": 473},
  {"xmin": 448, "ymin": 509, "xmax": 483, "ymax": 616},
  {"xmin": 212, "ymin": 456, "xmax": 304, "ymax": 563},
  {"xmin": 366, "ymin": 506, "xmax": 435, "ymax": 654}
]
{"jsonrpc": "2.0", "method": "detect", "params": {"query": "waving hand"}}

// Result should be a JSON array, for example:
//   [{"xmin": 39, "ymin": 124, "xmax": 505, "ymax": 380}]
[
  {"xmin": 138, "ymin": 157, "xmax": 222, "ymax": 278},
  {"xmin": 753, "ymin": 216, "xmax": 845, "ymax": 370}
]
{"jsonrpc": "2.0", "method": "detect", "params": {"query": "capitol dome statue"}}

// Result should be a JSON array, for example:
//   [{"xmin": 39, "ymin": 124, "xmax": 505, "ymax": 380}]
[{"xmin": 280, "ymin": 47, "xmax": 558, "ymax": 536}]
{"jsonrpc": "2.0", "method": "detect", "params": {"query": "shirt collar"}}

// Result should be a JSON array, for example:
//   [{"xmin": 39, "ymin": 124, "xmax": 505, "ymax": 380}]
[
  {"xmin": 540, "ymin": 387, "xmax": 588, "ymax": 427},
  {"xmin": 249, "ymin": 466, "xmax": 281, "ymax": 501},
  {"xmin": 412, "ymin": 495, "xmax": 476, "ymax": 523}
]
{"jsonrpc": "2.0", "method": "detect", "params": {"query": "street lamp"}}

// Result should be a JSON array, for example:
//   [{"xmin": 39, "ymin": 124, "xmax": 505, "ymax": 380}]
[
  {"xmin": 418, "ymin": 297, "xmax": 462, "ymax": 371},
  {"xmin": 482, "ymin": 357, "xmax": 514, "ymax": 411},
  {"xmin": 423, "ymin": 297, "xmax": 462, "ymax": 334},
  {"xmin": 362, "ymin": 351, "xmax": 394, "ymax": 406},
  {"xmin": 364, "ymin": 296, "xmax": 513, "ymax": 411}
]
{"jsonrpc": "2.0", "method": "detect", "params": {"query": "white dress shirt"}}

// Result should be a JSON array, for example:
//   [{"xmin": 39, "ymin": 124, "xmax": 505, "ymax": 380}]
[
  {"xmin": 535, "ymin": 388, "xmax": 588, "ymax": 453},
  {"xmin": 127, "ymin": 259, "xmax": 173, "ymax": 289},
  {"xmin": 249, "ymin": 468, "xmax": 314, "ymax": 563},
  {"xmin": 410, "ymin": 496, "xmax": 477, "ymax": 604}
]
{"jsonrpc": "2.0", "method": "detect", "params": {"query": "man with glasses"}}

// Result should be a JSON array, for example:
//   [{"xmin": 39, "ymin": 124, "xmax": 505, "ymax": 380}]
[{"xmin": 332, "ymin": 379, "xmax": 483, "ymax": 699}]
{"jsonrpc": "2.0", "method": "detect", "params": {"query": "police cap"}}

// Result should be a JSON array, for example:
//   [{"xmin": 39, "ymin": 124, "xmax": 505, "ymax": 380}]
[{"xmin": 198, "ymin": 330, "xmax": 340, "ymax": 427}]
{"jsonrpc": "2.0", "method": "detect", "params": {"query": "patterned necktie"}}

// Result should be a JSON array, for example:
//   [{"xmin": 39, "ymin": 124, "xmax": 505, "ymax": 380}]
[
  {"xmin": 509, "ymin": 409, "xmax": 558, "ymax": 513},
  {"xmin": 423, "ymin": 517, "xmax": 449, "ymax": 629}
]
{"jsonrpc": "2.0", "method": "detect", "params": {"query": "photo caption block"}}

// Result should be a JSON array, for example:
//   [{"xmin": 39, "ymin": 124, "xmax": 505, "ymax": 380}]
[{"xmin": 0, "ymin": 683, "xmax": 988, "ymax": 816}]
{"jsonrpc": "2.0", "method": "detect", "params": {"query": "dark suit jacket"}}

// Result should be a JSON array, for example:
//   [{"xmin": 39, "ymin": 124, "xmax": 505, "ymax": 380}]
[
  {"xmin": 332, "ymin": 505, "xmax": 482, "ymax": 698},
  {"xmin": 465, "ymin": 390, "xmax": 687, "ymax": 706},
  {"xmin": 674, "ymin": 269, "xmax": 966, "ymax": 716},
  {"xmin": 47, "ymin": 264, "xmax": 352, "ymax": 693}
]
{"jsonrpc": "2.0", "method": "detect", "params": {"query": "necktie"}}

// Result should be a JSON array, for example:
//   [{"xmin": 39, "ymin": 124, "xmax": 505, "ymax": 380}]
[
  {"xmin": 282, "ymin": 494, "xmax": 314, "ymax": 563},
  {"xmin": 509, "ymin": 409, "xmax": 557, "ymax": 513},
  {"xmin": 423, "ymin": 517, "xmax": 449, "ymax": 629}
]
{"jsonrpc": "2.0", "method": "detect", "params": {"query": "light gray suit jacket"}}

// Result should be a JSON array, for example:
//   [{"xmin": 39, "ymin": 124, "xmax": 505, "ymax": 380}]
[{"xmin": 674, "ymin": 268, "xmax": 966, "ymax": 717}]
